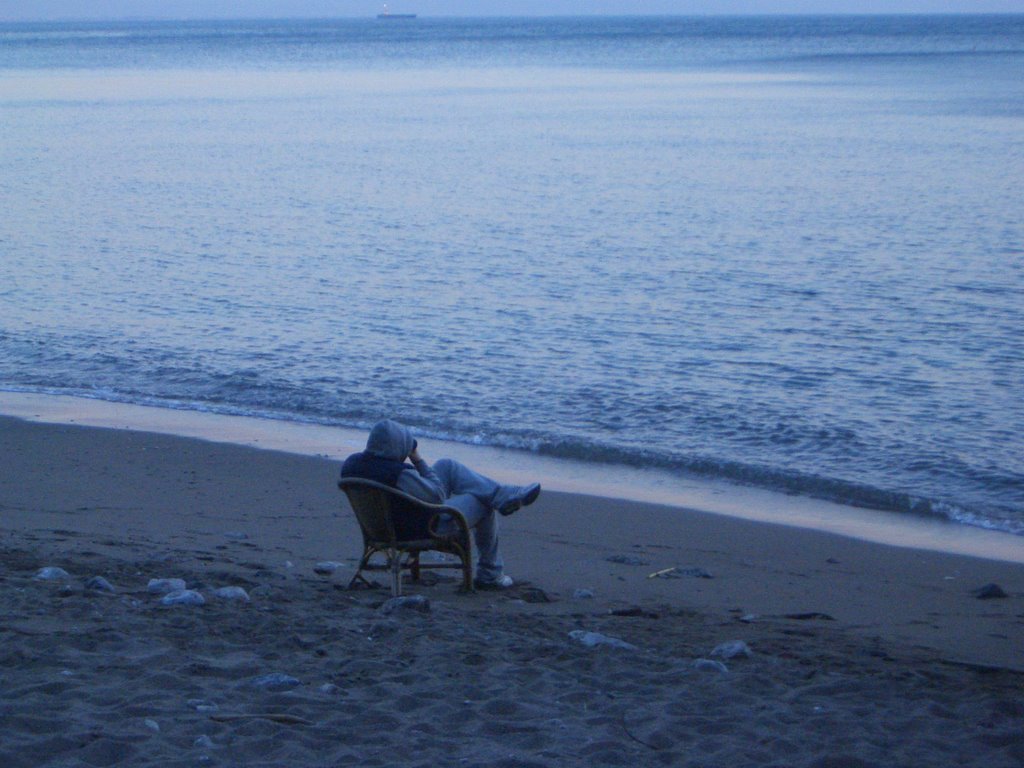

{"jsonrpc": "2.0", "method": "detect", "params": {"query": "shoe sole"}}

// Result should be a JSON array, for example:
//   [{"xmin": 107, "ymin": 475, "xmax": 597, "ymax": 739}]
[{"xmin": 497, "ymin": 484, "xmax": 541, "ymax": 516}]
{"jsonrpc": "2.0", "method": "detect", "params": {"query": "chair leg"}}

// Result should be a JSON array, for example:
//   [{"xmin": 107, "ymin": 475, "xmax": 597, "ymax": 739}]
[
  {"xmin": 389, "ymin": 549, "xmax": 402, "ymax": 597},
  {"xmin": 456, "ymin": 543, "xmax": 474, "ymax": 592},
  {"xmin": 347, "ymin": 548, "xmax": 375, "ymax": 590}
]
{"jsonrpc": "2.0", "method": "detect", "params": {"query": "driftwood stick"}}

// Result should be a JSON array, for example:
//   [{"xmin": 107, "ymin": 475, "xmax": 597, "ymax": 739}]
[
  {"xmin": 620, "ymin": 716, "xmax": 660, "ymax": 750},
  {"xmin": 646, "ymin": 567, "xmax": 677, "ymax": 579},
  {"xmin": 210, "ymin": 713, "xmax": 314, "ymax": 726}
]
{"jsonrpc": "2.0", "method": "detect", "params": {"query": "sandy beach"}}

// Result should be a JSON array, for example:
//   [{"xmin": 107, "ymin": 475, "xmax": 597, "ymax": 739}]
[{"xmin": 2, "ymin": 414, "xmax": 1023, "ymax": 767}]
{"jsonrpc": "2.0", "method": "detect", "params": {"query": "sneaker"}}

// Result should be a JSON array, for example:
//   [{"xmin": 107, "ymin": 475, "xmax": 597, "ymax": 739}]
[
  {"xmin": 492, "ymin": 483, "xmax": 541, "ymax": 516},
  {"xmin": 474, "ymin": 574, "xmax": 514, "ymax": 590}
]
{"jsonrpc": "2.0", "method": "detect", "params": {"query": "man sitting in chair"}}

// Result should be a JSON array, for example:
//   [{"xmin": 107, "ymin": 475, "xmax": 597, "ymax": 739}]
[{"xmin": 340, "ymin": 419, "xmax": 541, "ymax": 589}]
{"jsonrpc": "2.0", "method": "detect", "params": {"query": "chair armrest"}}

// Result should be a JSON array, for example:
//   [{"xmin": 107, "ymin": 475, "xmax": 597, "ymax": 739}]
[
  {"xmin": 340, "ymin": 477, "xmax": 446, "ymax": 508},
  {"xmin": 426, "ymin": 507, "xmax": 471, "ymax": 541}
]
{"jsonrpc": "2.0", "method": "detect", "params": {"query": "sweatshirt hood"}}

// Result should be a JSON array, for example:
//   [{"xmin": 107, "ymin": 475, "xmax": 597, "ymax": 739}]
[{"xmin": 365, "ymin": 419, "xmax": 415, "ymax": 461}]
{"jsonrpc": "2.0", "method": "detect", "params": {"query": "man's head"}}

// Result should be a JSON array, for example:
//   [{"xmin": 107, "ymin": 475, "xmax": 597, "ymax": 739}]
[{"xmin": 365, "ymin": 419, "xmax": 416, "ymax": 461}]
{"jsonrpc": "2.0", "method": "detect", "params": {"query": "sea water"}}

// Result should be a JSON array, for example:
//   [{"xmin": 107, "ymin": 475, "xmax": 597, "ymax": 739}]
[{"xmin": 1, "ymin": 16, "xmax": 1022, "ymax": 535}]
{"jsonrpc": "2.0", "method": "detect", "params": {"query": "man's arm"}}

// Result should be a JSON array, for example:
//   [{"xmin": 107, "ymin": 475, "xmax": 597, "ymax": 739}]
[{"xmin": 395, "ymin": 446, "xmax": 445, "ymax": 503}]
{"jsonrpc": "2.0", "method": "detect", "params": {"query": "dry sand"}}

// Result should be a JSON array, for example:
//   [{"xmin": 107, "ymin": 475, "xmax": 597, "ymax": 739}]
[{"xmin": 2, "ymin": 415, "xmax": 1023, "ymax": 767}]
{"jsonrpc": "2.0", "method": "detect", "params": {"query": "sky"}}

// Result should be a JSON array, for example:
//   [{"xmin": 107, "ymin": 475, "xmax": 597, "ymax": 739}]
[{"xmin": 1, "ymin": 0, "xmax": 1022, "ymax": 22}]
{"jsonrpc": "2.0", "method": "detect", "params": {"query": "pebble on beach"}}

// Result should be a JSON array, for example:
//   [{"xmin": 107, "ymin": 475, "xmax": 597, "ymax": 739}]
[
  {"xmin": 85, "ymin": 576, "xmax": 116, "ymax": 593},
  {"xmin": 569, "ymin": 630, "xmax": 639, "ymax": 651},
  {"xmin": 213, "ymin": 586, "xmax": 250, "ymax": 601},
  {"xmin": 712, "ymin": 640, "xmax": 753, "ymax": 659},
  {"xmin": 694, "ymin": 658, "xmax": 729, "ymax": 674},
  {"xmin": 971, "ymin": 583, "xmax": 1008, "ymax": 600},
  {"xmin": 249, "ymin": 673, "xmax": 301, "ymax": 691},
  {"xmin": 34, "ymin": 566, "xmax": 71, "ymax": 581},
  {"xmin": 160, "ymin": 589, "xmax": 206, "ymax": 606},
  {"xmin": 148, "ymin": 578, "xmax": 187, "ymax": 595},
  {"xmin": 313, "ymin": 561, "xmax": 343, "ymax": 574}
]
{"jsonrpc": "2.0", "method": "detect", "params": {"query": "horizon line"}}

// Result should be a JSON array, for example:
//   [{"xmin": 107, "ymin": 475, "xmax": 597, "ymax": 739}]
[{"xmin": 3, "ymin": 11, "xmax": 1023, "ymax": 23}]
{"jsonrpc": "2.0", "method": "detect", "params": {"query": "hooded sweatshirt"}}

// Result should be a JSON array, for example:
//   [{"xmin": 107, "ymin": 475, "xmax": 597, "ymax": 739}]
[{"xmin": 340, "ymin": 419, "xmax": 446, "ymax": 503}]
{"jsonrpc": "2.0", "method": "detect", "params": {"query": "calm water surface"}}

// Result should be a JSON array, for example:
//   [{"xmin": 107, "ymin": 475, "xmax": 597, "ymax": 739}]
[{"xmin": 1, "ymin": 16, "xmax": 1022, "ymax": 533}]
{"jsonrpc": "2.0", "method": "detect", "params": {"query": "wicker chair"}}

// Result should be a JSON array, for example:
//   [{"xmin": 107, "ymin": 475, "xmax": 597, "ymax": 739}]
[{"xmin": 338, "ymin": 477, "xmax": 474, "ymax": 596}]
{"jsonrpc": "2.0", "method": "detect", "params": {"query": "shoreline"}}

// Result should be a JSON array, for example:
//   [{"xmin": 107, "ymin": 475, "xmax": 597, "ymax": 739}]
[
  {"xmin": 2, "ymin": 409, "xmax": 1022, "ymax": 671},
  {"xmin": 3, "ymin": 389, "xmax": 1024, "ymax": 564}
]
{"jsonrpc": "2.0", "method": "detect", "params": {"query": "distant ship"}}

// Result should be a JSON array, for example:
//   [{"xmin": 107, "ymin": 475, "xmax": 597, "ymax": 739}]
[{"xmin": 377, "ymin": 4, "xmax": 416, "ymax": 18}]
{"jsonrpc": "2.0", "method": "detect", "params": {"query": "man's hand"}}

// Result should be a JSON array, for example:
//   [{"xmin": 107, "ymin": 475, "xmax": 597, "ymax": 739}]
[{"xmin": 409, "ymin": 446, "xmax": 422, "ymax": 464}]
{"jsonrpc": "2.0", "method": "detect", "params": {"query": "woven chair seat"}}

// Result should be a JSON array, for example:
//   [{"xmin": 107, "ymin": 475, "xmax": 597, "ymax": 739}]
[{"xmin": 338, "ymin": 477, "xmax": 473, "ymax": 595}]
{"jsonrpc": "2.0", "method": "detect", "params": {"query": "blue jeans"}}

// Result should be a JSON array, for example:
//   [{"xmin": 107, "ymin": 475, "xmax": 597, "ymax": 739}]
[{"xmin": 431, "ymin": 458, "xmax": 503, "ymax": 582}]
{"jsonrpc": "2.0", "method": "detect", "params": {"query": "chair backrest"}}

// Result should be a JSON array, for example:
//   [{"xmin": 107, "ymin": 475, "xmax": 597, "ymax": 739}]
[
  {"xmin": 339, "ymin": 479, "xmax": 397, "ymax": 543},
  {"xmin": 338, "ymin": 477, "xmax": 444, "ymax": 543}
]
